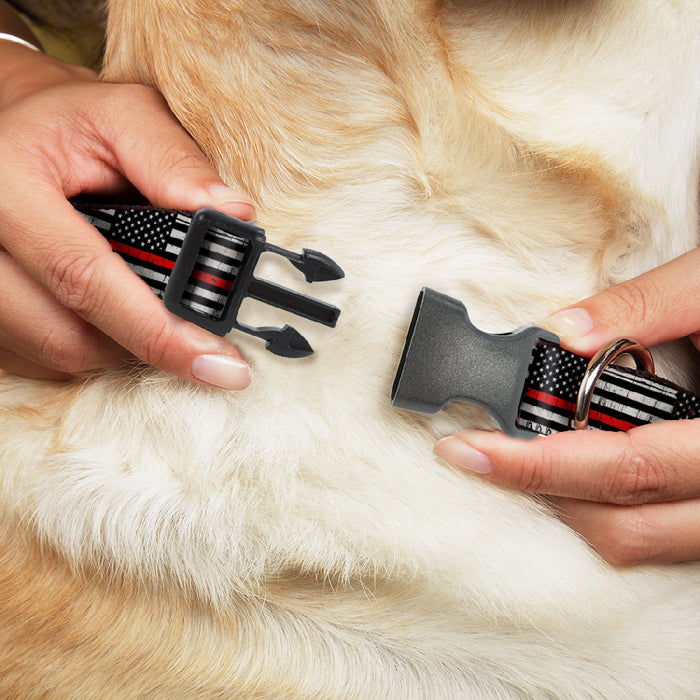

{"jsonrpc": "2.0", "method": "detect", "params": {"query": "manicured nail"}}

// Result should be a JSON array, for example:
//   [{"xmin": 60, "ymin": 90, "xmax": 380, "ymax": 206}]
[
  {"xmin": 208, "ymin": 184, "xmax": 255, "ymax": 219},
  {"xmin": 543, "ymin": 308, "xmax": 594, "ymax": 342},
  {"xmin": 191, "ymin": 354, "xmax": 251, "ymax": 390},
  {"xmin": 434, "ymin": 436, "xmax": 492, "ymax": 475}
]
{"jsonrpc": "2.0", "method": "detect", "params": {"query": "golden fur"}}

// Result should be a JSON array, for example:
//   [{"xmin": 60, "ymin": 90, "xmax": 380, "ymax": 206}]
[{"xmin": 1, "ymin": 0, "xmax": 699, "ymax": 696}]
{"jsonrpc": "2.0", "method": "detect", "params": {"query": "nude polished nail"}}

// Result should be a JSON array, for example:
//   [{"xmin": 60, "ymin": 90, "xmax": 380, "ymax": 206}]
[
  {"xmin": 208, "ymin": 184, "xmax": 255, "ymax": 219},
  {"xmin": 434, "ymin": 436, "xmax": 493, "ymax": 475},
  {"xmin": 191, "ymin": 355, "xmax": 251, "ymax": 390},
  {"xmin": 542, "ymin": 308, "xmax": 594, "ymax": 343}
]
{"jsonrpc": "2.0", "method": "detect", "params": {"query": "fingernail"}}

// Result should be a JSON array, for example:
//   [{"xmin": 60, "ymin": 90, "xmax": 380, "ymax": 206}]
[
  {"xmin": 543, "ymin": 308, "xmax": 594, "ymax": 342},
  {"xmin": 191, "ymin": 354, "xmax": 251, "ymax": 390},
  {"xmin": 434, "ymin": 436, "xmax": 492, "ymax": 475},
  {"xmin": 208, "ymin": 184, "xmax": 255, "ymax": 219}
]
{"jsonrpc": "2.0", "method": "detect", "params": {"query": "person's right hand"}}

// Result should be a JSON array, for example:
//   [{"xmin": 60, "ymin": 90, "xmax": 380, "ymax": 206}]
[{"xmin": 0, "ymin": 40, "xmax": 255, "ymax": 389}]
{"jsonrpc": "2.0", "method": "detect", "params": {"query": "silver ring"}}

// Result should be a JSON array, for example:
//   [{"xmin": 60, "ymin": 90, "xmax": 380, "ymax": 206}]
[{"xmin": 573, "ymin": 338, "xmax": 655, "ymax": 430}]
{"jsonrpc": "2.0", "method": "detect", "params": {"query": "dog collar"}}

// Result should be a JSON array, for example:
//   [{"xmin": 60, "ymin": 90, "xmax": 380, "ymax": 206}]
[
  {"xmin": 391, "ymin": 288, "xmax": 700, "ymax": 438},
  {"xmin": 75, "ymin": 203, "xmax": 343, "ymax": 357}
]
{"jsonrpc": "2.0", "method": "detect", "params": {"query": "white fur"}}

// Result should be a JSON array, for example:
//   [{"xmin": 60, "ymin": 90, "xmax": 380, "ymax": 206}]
[{"xmin": 1, "ymin": 0, "xmax": 699, "ymax": 696}]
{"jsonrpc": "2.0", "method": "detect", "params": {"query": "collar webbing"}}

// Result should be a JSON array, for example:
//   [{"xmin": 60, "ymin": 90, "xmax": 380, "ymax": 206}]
[
  {"xmin": 75, "ymin": 202, "xmax": 344, "ymax": 357},
  {"xmin": 517, "ymin": 340, "xmax": 699, "ymax": 435}
]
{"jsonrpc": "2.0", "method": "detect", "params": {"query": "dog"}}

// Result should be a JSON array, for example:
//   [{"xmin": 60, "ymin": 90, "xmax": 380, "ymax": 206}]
[{"xmin": 1, "ymin": 0, "xmax": 699, "ymax": 696}]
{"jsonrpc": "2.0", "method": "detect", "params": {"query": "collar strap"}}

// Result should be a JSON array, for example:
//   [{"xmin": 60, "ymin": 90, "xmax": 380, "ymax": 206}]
[
  {"xmin": 74, "ymin": 203, "xmax": 343, "ymax": 357},
  {"xmin": 517, "ymin": 338, "xmax": 699, "ymax": 435},
  {"xmin": 391, "ymin": 288, "xmax": 699, "ymax": 438}
]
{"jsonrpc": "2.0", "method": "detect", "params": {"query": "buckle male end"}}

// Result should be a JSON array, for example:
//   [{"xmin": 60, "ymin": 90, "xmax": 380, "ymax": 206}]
[
  {"xmin": 164, "ymin": 209, "xmax": 343, "ymax": 357},
  {"xmin": 391, "ymin": 288, "xmax": 559, "ymax": 439}
]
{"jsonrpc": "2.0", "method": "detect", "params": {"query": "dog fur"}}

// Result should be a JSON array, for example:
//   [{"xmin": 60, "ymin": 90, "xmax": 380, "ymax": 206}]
[{"xmin": 1, "ymin": 0, "xmax": 699, "ymax": 696}]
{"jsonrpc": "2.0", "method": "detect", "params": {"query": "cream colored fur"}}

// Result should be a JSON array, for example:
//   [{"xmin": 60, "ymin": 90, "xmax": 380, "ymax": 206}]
[{"xmin": 1, "ymin": 1, "xmax": 699, "ymax": 696}]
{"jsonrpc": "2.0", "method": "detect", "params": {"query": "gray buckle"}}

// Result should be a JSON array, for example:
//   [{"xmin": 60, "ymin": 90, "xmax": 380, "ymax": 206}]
[{"xmin": 390, "ymin": 288, "xmax": 560, "ymax": 439}]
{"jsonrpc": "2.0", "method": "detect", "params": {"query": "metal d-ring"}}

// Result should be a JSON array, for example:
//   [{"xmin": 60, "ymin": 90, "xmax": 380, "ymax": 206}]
[{"xmin": 573, "ymin": 338, "xmax": 655, "ymax": 431}]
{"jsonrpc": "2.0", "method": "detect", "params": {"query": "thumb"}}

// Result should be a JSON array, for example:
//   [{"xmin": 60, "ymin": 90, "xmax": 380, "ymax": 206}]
[
  {"xmin": 541, "ymin": 247, "xmax": 700, "ymax": 355},
  {"xmin": 98, "ymin": 85, "xmax": 255, "ymax": 220}
]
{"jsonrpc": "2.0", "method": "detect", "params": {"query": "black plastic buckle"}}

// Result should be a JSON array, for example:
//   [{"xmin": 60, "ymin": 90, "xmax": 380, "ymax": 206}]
[
  {"xmin": 163, "ymin": 209, "xmax": 343, "ymax": 357},
  {"xmin": 391, "ymin": 288, "xmax": 559, "ymax": 438},
  {"xmin": 164, "ymin": 209, "xmax": 264, "ymax": 336}
]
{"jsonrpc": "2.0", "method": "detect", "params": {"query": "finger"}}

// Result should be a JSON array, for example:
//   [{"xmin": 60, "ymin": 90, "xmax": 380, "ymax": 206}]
[
  {"xmin": 88, "ymin": 84, "xmax": 256, "ymax": 220},
  {"xmin": 0, "ymin": 250, "xmax": 128, "ymax": 373},
  {"xmin": 551, "ymin": 496, "xmax": 700, "ymax": 566},
  {"xmin": 1, "ymin": 190, "xmax": 252, "ymax": 389},
  {"xmin": 541, "ymin": 247, "xmax": 700, "ymax": 355},
  {"xmin": 0, "ymin": 347, "xmax": 72, "ymax": 380},
  {"xmin": 0, "ymin": 81, "xmax": 255, "ymax": 220},
  {"xmin": 434, "ymin": 420, "xmax": 700, "ymax": 505}
]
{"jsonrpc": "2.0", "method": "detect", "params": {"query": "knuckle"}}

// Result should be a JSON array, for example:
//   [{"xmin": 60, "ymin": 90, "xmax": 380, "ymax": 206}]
[
  {"xmin": 603, "ymin": 280, "xmax": 650, "ymax": 327},
  {"xmin": 596, "ymin": 507, "xmax": 659, "ymax": 567},
  {"xmin": 37, "ymin": 327, "xmax": 89, "ymax": 374},
  {"xmin": 601, "ymin": 276, "xmax": 667, "ymax": 331},
  {"xmin": 147, "ymin": 140, "xmax": 208, "ymax": 207},
  {"xmin": 133, "ymin": 318, "xmax": 177, "ymax": 370},
  {"xmin": 604, "ymin": 433, "xmax": 667, "ymax": 505},
  {"xmin": 48, "ymin": 248, "xmax": 107, "ymax": 316},
  {"xmin": 513, "ymin": 451, "xmax": 550, "ymax": 493},
  {"xmin": 159, "ymin": 146, "xmax": 206, "ymax": 181}
]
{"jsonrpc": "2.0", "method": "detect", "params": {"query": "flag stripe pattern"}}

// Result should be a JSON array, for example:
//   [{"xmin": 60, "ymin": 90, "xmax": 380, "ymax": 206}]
[
  {"xmin": 516, "ymin": 341, "xmax": 700, "ymax": 435},
  {"xmin": 78, "ymin": 204, "xmax": 699, "ymax": 426},
  {"xmin": 78, "ymin": 205, "xmax": 249, "ymax": 321}
]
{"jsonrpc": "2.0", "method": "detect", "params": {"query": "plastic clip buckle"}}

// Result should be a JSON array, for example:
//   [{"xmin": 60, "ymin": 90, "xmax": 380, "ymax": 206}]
[
  {"xmin": 391, "ymin": 287, "xmax": 560, "ymax": 439},
  {"xmin": 164, "ymin": 209, "xmax": 264, "ymax": 336},
  {"xmin": 164, "ymin": 209, "xmax": 343, "ymax": 357}
]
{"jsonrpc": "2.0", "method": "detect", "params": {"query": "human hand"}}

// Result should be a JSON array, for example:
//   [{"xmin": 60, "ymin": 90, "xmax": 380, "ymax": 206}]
[
  {"xmin": 435, "ymin": 247, "xmax": 700, "ymax": 566},
  {"xmin": 0, "ymin": 41, "xmax": 255, "ymax": 388}
]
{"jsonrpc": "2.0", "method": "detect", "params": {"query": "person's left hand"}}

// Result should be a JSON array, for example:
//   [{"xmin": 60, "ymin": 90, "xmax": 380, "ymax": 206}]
[{"xmin": 434, "ymin": 247, "xmax": 700, "ymax": 567}]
